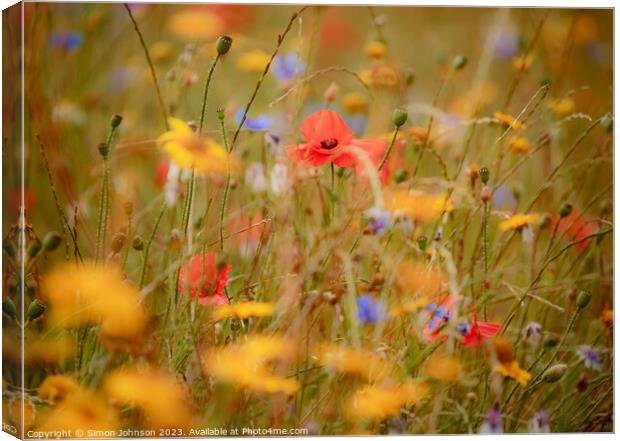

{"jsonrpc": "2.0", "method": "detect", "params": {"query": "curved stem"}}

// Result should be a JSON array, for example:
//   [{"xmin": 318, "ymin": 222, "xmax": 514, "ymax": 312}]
[
  {"xmin": 378, "ymin": 126, "xmax": 399, "ymax": 172},
  {"xmin": 139, "ymin": 202, "xmax": 166, "ymax": 289}
]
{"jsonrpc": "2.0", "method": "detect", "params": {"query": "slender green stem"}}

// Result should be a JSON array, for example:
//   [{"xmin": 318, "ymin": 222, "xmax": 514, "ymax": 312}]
[
  {"xmin": 378, "ymin": 126, "xmax": 399, "ymax": 172},
  {"xmin": 219, "ymin": 118, "xmax": 232, "ymax": 251},
  {"xmin": 198, "ymin": 55, "xmax": 221, "ymax": 135},
  {"xmin": 482, "ymin": 201, "xmax": 489, "ymax": 320},
  {"xmin": 139, "ymin": 202, "xmax": 166, "ymax": 289},
  {"xmin": 95, "ymin": 126, "xmax": 118, "ymax": 263}
]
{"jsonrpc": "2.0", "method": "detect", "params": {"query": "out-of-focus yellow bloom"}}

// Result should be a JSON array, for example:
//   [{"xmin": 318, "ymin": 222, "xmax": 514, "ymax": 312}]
[
  {"xmin": 150, "ymin": 41, "xmax": 174, "ymax": 63},
  {"xmin": 493, "ymin": 111, "xmax": 526, "ymax": 130},
  {"xmin": 366, "ymin": 40, "xmax": 387, "ymax": 59},
  {"xmin": 167, "ymin": 10, "xmax": 224, "ymax": 40},
  {"xmin": 499, "ymin": 213, "xmax": 540, "ymax": 232},
  {"xmin": 346, "ymin": 381, "xmax": 429, "ymax": 421},
  {"xmin": 38, "ymin": 375, "xmax": 80, "ymax": 403},
  {"xmin": 394, "ymin": 261, "xmax": 445, "ymax": 297},
  {"xmin": 204, "ymin": 335, "xmax": 299, "ymax": 395},
  {"xmin": 40, "ymin": 262, "xmax": 149, "ymax": 355},
  {"xmin": 341, "ymin": 92, "xmax": 368, "ymax": 114},
  {"xmin": 601, "ymin": 309, "xmax": 613, "ymax": 328},
  {"xmin": 549, "ymin": 97, "xmax": 576, "ymax": 116},
  {"xmin": 213, "ymin": 301, "xmax": 275, "ymax": 321},
  {"xmin": 359, "ymin": 61, "xmax": 400, "ymax": 87},
  {"xmin": 2, "ymin": 334, "xmax": 75, "ymax": 365},
  {"xmin": 236, "ymin": 49, "xmax": 270, "ymax": 72},
  {"xmin": 406, "ymin": 126, "xmax": 429, "ymax": 143},
  {"xmin": 103, "ymin": 365, "xmax": 192, "ymax": 430},
  {"xmin": 38, "ymin": 390, "xmax": 119, "ymax": 435},
  {"xmin": 385, "ymin": 190, "xmax": 454, "ymax": 223},
  {"xmin": 493, "ymin": 339, "xmax": 531, "ymax": 386},
  {"xmin": 390, "ymin": 296, "xmax": 430, "ymax": 316},
  {"xmin": 425, "ymin": 356, "xmax": 461, "ymax": 382},
  {"xmin": 512, "ymin": 54, "xmax": 533, "ymax": 71},
  {"xmin": 508, "ymin": 136, "xmax": 533, "ymax": 155},
  {"xmin": 314, "ymin": 343, "xmax": 392, "ymax": 381},
  {"xmin": 157, "ymin": 117, "xmax": 235, "ymax": 176},
  {"xmin": 574, "ymin": 14, "xmax": 599, "ymax": 46}
]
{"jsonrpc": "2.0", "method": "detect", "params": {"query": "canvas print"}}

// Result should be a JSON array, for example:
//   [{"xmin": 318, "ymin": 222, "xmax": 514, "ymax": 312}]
[{"xmin": 1, "ymin": 2, "xmax": 614, "ymax": 438}]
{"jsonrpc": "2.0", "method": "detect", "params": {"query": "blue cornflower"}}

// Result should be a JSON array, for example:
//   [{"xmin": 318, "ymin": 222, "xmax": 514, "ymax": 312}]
[
  {"xmin": 480, "ymin": 404, "xmax": 503, "ymax": 434},
  {"xmin": 456, "ymin": 321, "xmax": 472, "ymax": 336},
  {"xmin": 356, "ymin": 294, "xmax": 387, "ymax": 325},
  {"xmin": 492, "ymin": 30, "xmax": 519, "ymax": 61},
  {"xmin": 365, "ymin": 206, "xmax": 391, "ymax": 236},
  {"xmin": 272, "ymin": 53, "xmax": 306, "ymax": 82},
  {"xmin": 235, "ymin": 110, "xmax": 273, "ymax": 131},
  {"xmin": 50, "ymin": 31, "xmax": 83, "ymax": 51},
  {"xmin": 577, "ymin": 345, "xmax": 602, "ymax": 371}
]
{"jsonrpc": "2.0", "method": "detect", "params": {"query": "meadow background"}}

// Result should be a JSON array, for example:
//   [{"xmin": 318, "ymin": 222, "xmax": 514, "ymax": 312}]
[{"xmin": 1, "ymin": 3, "xmax": 614, "ymax": 436}]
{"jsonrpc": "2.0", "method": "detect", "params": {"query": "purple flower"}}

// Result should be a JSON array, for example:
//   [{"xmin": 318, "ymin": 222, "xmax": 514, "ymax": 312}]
[
  {"xmin": 50, "ymin": 31, "xmax": 83, "ymax": 51},
  {"xmin": 235, "ymin": 110, "xmax": 273, "ymax": 131},
  {"xmin": 273, "ymin": 53, "xmax": 306, "ymax": 82},
  {"xmin": 365, "ymin": 206, "xmax": 391, "ymax": 236},
  {"xmin": 456, "ymin": 321, "xmax": 472, "ymax": 336},
  {"xmin": 577, "ymin": 345, "xmax": 602, "ymax": 371},
  {"xmin": 493, "ymin": 185, "xmax": 517, "ymax": 211},
  {"xmin": 356, "ymin": 294, "xmax": 387, "ymax": 325},
  {"xmin": 524, "ymin": 321, "xmax": 542, "ymax": 346},
  {"xmin": 528, "ymin": 410, "xmax": 550, "ymax": 433},
  {"xmin": 480, "ymin": 404, "xmax": 503, "ymax": 434},
  {"xmin": 492, "ymin": 30, "xmax": 519, "ymax": 61}
]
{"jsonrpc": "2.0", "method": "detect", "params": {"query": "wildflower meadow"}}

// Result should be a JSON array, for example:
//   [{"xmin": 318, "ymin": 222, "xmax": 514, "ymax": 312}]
[{"xmin": 1, "ymin": 3, "xmax": 614, "ymax": 437}]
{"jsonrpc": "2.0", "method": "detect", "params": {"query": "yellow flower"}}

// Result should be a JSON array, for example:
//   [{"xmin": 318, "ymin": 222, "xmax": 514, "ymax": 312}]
[
  {"xmin": 359, "ymin": 61, "xmax": 400, "ymax": 87},
  {"xmin": 236, "ymin": 49, "xmax": 270, "ymax": 73},
  {"xmin": 38, "ymin": 375, "xmax": 80, "ymax": 403},
  {"xmin": 394, "ymin": 261, "xmax": 445, "ymax": 297},
  {"xmin": 37, "ymin": 390, "xmax": 119, "ymax": 435},
  {"xmin": 425, "ymin": 356, "xmax": 461, "ymax": 382},
  {"xmin": 390, "ymin": 296, "xmax": 430, "ymax": 316},
  {"xmin": 601, "ymin": 309, "xmax": 613, "ymax": 328},
  {"xmin": 213, "ymin": 301, "xmax": 275, "ymax": 321},
  {"xmin": 493, "ymin": 111, "xmax": 526, "ymax": 130},
  {"xmin": 157, "ymin": 117, "xmax": 235, "ymax": 176},
  {"xmin": 512, "ymin": 54, "xmax": 533, "ymax": 71},
  {"xmin": 103, "ymin": 365, "xmax": 192, "ymax": 430},
  {"xmin": 492, "ymin": 339, "xmax": 531, "ymax": 387},
  {"xmin": 548, "ymin": 97, "xmax": 576, "ymax": 116},
  {"xmin": 167, "ymin": 10, "xmax": 223, "ymax": 40},
  {"xmin": 40, "ymin": 262, "xmax": 149, "ymax": 354},
  {"xmin": 150, "ymin": 41, "xmax": 174, "ymax": 63},
  {"xmin": 6, "ymin": 396, "xmax": 36, "ymax": 433},
  {"xmin": 203, "ymin": 335, "xmax": 299, "ymax": 395},
  {"xmin": 6, "ymin": 334, "xmax": 76, "ymax": 365},
  {"xmin": 366, "ymin": 40, "xmax": 387, "ymax": 59},
  {"xmin": 384, "ymin": 190, "xmax": 454, "ymax": 223},
  {"xmin": 499, "ymin": 213, "xmax": 540, "ymax": 232},
  {"xmin": 341, "ymin": 92, "xmax": 368, "ymax": 114},
  {"xmin": 346, "ymin": 381, "xmax": 429, "ymax": 421},
  {"xmin": 508, "ymin": 136, "xmax": 533, "ymax": 155},
  {"xmin": 314, "ymin": 343, "xmax": 392, "ymax": 381},
  {"xmin": 406, "ymin": 126, "xmax": 429, "ymax": 143}
]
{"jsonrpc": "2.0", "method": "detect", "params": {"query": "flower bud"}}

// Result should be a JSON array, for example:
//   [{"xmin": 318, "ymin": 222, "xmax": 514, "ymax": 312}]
[
  {"xmin": 543, "ymin": 334, "xmax": 560, "ymax": 349},
  {"xmin": 132, "ymin": 236, "xmax": 144, "ymax": 251},
  {"xmin": 480, "ymin": 186, "xmax": 491, "ymax": 203},
  {"xmin": 393, "ymin": 169, "xmax": 408, "ymax": 184},
  {"xmin": 110, "ymin": 114, "xmax": 123, "ymax": 129},
  {"xmin": 111, "ymin": 232, "xmax": 126, "ymax": 254},
  {"xmin": 27, "ymin": 239, "xmax": 42, "ymax": 259},
  {"xmin": 601, "ymin": 114, "xmax": 613, "ymax": 132},
  {"xmin": 323, "ymin": 82, "xmax": 340, "ymax": 103},
  {"xmin": 393, "ymin": 107, "xmax": 408, "ymax": 128},
  {"xmin": 576, "ymin": 372, "xmax": 588, "ymax": 392},
  {"xmin": 479, "ymin": 167, "xmax": 490, "ymax": 184},
  {"xmin": 42, "ymin": 232, "xmax": 62, "ymax": 252},
  {"xmin": 27, "ymin": 299, "xmax": 46, "ymax": 321},
  {"xmin": 576, "ymin": 290, "xmax": 592, "ymax": 309},
  {"xmin": 98, "ymin": 142, "xmax": 109, "ymax": 158},
  {"xmin": 2, "ymin": 298, "xmax": 16, "ymax": 319},
  {"xmin": 452, "ymin": 55, "xmax": 468, "ymax": 70},
  {"xmin": 216, "ymin": 35, "xmax": 232, "ymax": 55},
  {"xmin": 541, "ymin": 364, "xmax": 567, "ymax": 383},
  {"xmin": 417, "ymin": 235, "xmax": 428, "ymax": 251},
  {"xmin": 559, "ymin": 202, "xmax": 573, "ymax": 218},
  {"xmin": 3, "ymin": 238, "xmax": 16, "ymax": 258},
  {"xmin": 216, "ymin": 107, "xmax": 225, "ymax": 121}
]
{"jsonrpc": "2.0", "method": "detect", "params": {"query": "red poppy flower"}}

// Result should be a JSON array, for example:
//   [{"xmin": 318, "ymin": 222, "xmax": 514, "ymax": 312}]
[
  {"xmin": 286, "ymin": 110, "xmax": 388, "ymax": 182},
  {"xmin": 156, "ymin": 159, "xmax": 170, "ymax": 189},
  {"xmin": 461, "ymin": 319, "xmax": 501, "ymax": 347},
  {"xmin": 552, "ymin": 210, "xmax": 598, "ymax": 250},
  {"xmin": 178, "ymin": 253, "xmax": 231, "ymax": 306}
]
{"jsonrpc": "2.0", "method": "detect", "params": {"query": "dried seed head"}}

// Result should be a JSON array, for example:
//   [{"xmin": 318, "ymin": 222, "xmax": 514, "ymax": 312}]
[{"xmin": 542, "ymin": 364, "xmax": 567, "ymax": 383}]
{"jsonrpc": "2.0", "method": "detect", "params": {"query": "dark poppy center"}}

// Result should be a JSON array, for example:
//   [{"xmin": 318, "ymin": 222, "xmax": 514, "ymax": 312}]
[{"xmin": 320, "ymin": 138, "xmax": 339, "ymax": 150}]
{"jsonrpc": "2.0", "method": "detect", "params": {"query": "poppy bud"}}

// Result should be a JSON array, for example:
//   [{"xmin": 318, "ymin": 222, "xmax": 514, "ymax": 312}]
[
  {"xmin": 132, "ymin": 236, "xmax": 144, "ymax": 251},
  {"xmin": 452, "ymin": 55, "xmax": 468, "ymax": 70},
  {"xmin": 42, "ymin": 232, "xmax": 62, "ymax": 252},
  {"xmin": 393, "ymin": 108, "xmax": 408, "ymax": 128},
  {"xmin": 541, "ymin": 364, "xmax": 567, "ymax": 383},
  {"xmin": 2, "ymin": 298, "xmax": 16, "ymax": 319},
  {"xmin": 216, "ymin": 107, "xmax": 225, "ymax": 121},
  {"xmin": 27, "ymin": 239, "xmax": 42, "ymax": 259},
  {"xmin": 479, "ymin": 167, "xmax": 490, "ymax": 184},
  {"xmin": 3, "ymin": 238, "xmax": 16, "ymax": 258},
  {"xmin": 27, "ymin": 299, "xmax": 46, "ymax": 321},
  {"xmin": 576, "ymin": 373, "xmax": 588, "ymax": 392},
  {"xmin": 323, "ymin": 82, "xmax": 339, "ymax": 103},
  {"xmin": 98, "ymin": 142, "xmax": 109, "ymax": 158},
  {"xmin": 393, "ymin": 169, "xmax": 408, "ymax": 184},
  {"xmin": 601, "ymin": 114, "xmax": 613, "ymax": 132},
  {"xmin": 216, "ymin": 35, "xmax": 232, "ymax": 55},
  {"xmin": 559, "ymin": 202, "xmax": 573, "ymax": 218},
  {"xmin": 111, "ymin": 232, "xmax": 126, "ymax": 254},
  {"xmin": 417, "ymin": 235, "xmax": 428, "ymax": 251},
  {"xmin": 110, "ymin": 114, "xmax": 123, "ymax": 129},
  {"xmin": 480, "ymin": 186, "xmax": 491, "ymax": 203},
  {"xmin": 576, "ymin": 290, "xmax": 592, "ymax": 309}
]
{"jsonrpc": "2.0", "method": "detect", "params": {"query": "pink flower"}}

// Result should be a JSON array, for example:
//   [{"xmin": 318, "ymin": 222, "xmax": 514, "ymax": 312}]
[{"xmin": 178, "ymin": 253, "xmax": 231, "ymax": 306}]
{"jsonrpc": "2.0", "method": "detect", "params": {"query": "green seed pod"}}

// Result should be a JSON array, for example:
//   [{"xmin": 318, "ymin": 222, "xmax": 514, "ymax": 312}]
[
  {"xmin": 110, "ymin": 114, "xmax": 123, "ymax": 129},
  {"xmin": 98, "ymin": 142, "xmax": 109, "ymax": 158},
  {"xmin": 216, "ymin": 35, "xmax": 233, "ymax": 55},
  {"xmin": 479, "ymin": 167, "xmax": 490, "ymax": 184},
  {"xmin": 559, "ymin": 202, "xmax": 573, "ymax": 218},
  {"xmin": 601, "ymin": 114, "xmax": 613, "ymax": 132},
  {"xmin": 111, "ymin": 232, "xmax": 127, "ymax": 254},
  {"xmin": 2, "ymin": 238, "xmax": 16, "ymax": 258},
  {"xmin": 393, "ymin": 169, "xmax": 408, "ymax": 184},
  {"xmin": 392, "ymin": 107, "xmax": 408, "ymax": 128},
  {"xmin": 541, "ymin": 363, "xmax": 567, "ymax": 383},
  {"xmin": 576, "ymin": 290, "xmax": 592, "ymax": 309},
  {"xmin": 42, "ymin": 231, "xmax": 62, "ymax": 252},
  {"xmin": 132, "ymin": 236, "xmax": 144, "ymax": 251},
  {"xmin": 216, "ymin": 107, "xmax": 225, "ymax": 121},
  {"xmin": 452, "ymin": 54, "xmax": 468, "ymax": 70},
  {"xmin": 27, "ymin": 239, "xmax": 42, "ymax": 259},
  {"xmin": 2, "ymin": 298, "xmax": 16, "ymax": 319},
  {"xmin": 27, "ymin": 299, "xmax": 46, "ymax": 321},
  {"xmin": 417, "ymin": 235, "xmax": 428, "ymax": 251}
]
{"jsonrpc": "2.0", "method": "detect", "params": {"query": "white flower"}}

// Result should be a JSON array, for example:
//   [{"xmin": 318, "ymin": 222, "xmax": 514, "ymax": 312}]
[
  {"xmin": 245, "ymin": 162, "xmax": 268, "ymax": 193},
  {"xmin": 164, "ymin": 161, "xmax": 181, "ymax": 207},
  {"xmin": 270, "ymin": 163, "xmax": 291, "ymax": 196}
]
